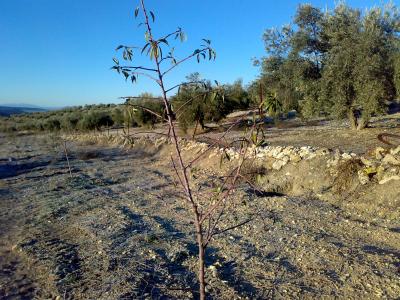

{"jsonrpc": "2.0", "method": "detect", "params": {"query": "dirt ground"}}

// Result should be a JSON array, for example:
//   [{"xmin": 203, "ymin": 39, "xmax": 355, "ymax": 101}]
[{"xmin": 0, "ymin": 129, "xmax": 399, "ymax": 299}]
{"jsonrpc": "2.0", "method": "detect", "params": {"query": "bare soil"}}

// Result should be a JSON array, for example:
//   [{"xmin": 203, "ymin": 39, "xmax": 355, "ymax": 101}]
[{"xmin": 0, "ymin": 121, "xmax": 399, "ymax": 299}]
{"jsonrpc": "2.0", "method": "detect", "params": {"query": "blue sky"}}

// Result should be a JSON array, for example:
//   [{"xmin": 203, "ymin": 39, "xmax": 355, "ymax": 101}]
[{"xmin": 0, "ymin": 0, "xmax": 395, "ymax": 107}]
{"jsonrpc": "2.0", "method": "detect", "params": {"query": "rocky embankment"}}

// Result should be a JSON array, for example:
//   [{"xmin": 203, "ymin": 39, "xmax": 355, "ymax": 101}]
[
  {"xmin": 65, "ymin": 132, "xmax": 400, "ymax": 187},
  {"xmin": 65, "ymin": 133, "xmax": 400, "ymax": 220}
]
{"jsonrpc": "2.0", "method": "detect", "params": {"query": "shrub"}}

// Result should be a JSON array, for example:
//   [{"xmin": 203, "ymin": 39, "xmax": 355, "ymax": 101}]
[
  {"xmin": 43, "ymin": 117, "xmax": 61, "ymax": 131},
  {"xmin": 130, "ymin": 98, "xmax": 164, "ymax": 128},
  {"xmin": 0, "ymin": 123, "xmax": 16, "ymax": 132},
  {"xmin": 61, "ymin": 113, "xmax": 81, "ymax": 131},
  {"xmin": 78, "ymin": 110, "xmax": 114, "ymax": 131},
  {"xmin": 172, "ymin": 83, "xmax": 228, "ymax": 133},
  {"xmin": 111, "ymin": 107, "xmax": 124, "ymax": 126}
]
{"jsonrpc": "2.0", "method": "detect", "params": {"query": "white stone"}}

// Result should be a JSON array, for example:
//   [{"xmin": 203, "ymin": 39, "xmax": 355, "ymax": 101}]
[
  {"xmin": 305, "ymin": 153, "xmax": 317, "ymax": 160},
  {"xmin": 342, "ymin": 153, "xmax": 353, "ymax": 160},
  {"xmin": 272, "ymin": 160, "xmax": 287, "ymax": 170},
  {"xmin": 390, "ymin": 146, "xmax": 400, "ymax": 156},
  {"xmin": 358, "ymin": 170, "xmax": 370, "ymax": 185},
  {"xmin": 289, "ymin": 154, "xmax": 302, "ymax": 163},
  {"xmin": 375, "ymin": 147, "xmax": 386, "ymax": 160},
  {"xmin": 360, "ymin": 156, "xmax": 374, "ymax": 167},
  {"xmin": 379, "ymin": 175, "xmax": 400, "ymax": 185},
  {"xmin": 382, "ymin": 154, "xmax": 400, "ymax": 166}
]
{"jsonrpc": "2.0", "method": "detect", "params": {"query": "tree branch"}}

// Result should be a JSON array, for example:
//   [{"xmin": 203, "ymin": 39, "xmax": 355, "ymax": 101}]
[
  {"xmin": 158, "ymin": 29, "xmax": 181, "ymax": 42},
  {"xmin": 130, "ymin": 71, "xmax": 161, "ymax": 84},
  {"xmin": 211, "ymin": 217, "xmax": 255, "ymax": 237},
  {"xmin": 186, "ymin": 117, "xmax": 246, "ymax": 169},
  {"xmin": 165, "ymin": 81, "xmax": 207, "ymax": 94},
  {"xmin": 162, "ymin": 48, "xmax": 210, "ymax": 77},
  {"xmin": 120, "ymin": 65, "xmax": 158, "ymax": 72},
  {"xmin": 124, "ymin": 103, "xmax": 166, "ymax": 121}
]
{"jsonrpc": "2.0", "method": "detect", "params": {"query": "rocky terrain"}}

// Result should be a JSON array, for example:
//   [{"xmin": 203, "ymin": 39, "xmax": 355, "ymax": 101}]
[{"xmin": 0, "ymin": 131, "xmax": 399, "ymax": 299}]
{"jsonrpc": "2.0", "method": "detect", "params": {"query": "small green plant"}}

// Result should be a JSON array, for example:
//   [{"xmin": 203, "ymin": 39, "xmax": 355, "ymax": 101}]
[{"xmin": 264, "ymin": 90, "xmax": 282, "ymax": 117}]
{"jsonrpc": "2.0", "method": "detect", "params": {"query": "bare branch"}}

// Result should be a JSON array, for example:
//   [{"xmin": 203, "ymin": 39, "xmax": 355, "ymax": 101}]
[
  {"xmin": 119, "ymin": 96, "xmax": 162, "ymax": 101},
  {"xmin": 211, "ymin": 217, "xmax": 255, "ymax": 237},
  {"xmin": 129, "ymin": 71, "xmax": 161, "ymax": 84},
  {"xmin": 119, "ymin": 65, "xmax": 158, "ymax": 72},
  {"xmin": 186, "ymin": 117, "xmax": 246, "ymax": 169},
  {"xmin": 171, "ymin": 156, "xmax": 187, "ymax": 194},
  {"xmin": 159, "ymin": 56, "xmax": 173, "ymax": 64},
  {"xmin": 204, "ymin": 201, "xmax": 227, "ymax": 246},
  {"xmin": 162, "ymin": 47, "xmax": 210, "ymax": 77},
  {"xmin": 124, "ymin": 103, "xmax": 166, "ymax": 121},
  {"xmin": 199, "ymin": 161, "xmax": 243, "ymax": 224},
  {"xmin": 165, "ymin": 81, "xmax": 207, "ymax": 94},
  {"xmin": 158, "ymin": 29, "xmax": 181, "ymax": 42},
  {"xmin": 199, "ymin": 129, "xmax": 253, "ymax": 225}
]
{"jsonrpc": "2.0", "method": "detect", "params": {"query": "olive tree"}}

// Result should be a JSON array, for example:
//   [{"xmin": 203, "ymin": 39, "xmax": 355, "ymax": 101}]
[{"xmin": 257, "ymin": 3, "xmax": 400, "ymax": 129}]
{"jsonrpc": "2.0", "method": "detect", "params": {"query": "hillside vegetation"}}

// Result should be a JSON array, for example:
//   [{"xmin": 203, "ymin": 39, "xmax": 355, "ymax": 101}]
[{"xmin": 2, "ymin": 4, "xmax": 400, "ymax": 135}]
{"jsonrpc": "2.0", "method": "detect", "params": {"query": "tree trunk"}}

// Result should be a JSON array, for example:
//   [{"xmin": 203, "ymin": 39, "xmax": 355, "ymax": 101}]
[
  {"xmin": 196, "ymin": 223, "xmax": 206, "ymax": 300},
  {"xmin": 348, "ymin": 109, "xmax": 369, "ymax": 130},
  {"xmin": 356, "ymin": 116, "xmax": 368, "ymax": 130},
  {"xmin": 348, "ymin": 109, "xmax": 358, "ymax": 130},
  {"xmin": 258, "ymin": 83, "xmax": 264, "ymax": 120},
  {"xmin": 193, "ymin": 118, "xmax": 199, "ymax": 140}
]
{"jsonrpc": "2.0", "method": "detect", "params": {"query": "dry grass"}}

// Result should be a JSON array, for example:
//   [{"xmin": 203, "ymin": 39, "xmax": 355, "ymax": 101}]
[
  {"xmin": 333, "ymin": 158, "xmax": 363, "ymax": 192},
  {"xmin": 240, "ymin": 160, "xmax": 268, "ymax": 185}
]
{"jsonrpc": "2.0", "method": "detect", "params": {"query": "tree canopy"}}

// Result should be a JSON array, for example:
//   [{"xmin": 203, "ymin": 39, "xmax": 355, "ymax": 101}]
[{"xmin": 256, "ymin": 2, "xmax": 400, "ymax": 129}]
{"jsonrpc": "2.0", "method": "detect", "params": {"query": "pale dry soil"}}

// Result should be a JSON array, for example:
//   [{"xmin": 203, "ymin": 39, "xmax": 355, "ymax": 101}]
[{"xmin": 0, "ymin": 133, "xmax": 399, "ymax": 299}]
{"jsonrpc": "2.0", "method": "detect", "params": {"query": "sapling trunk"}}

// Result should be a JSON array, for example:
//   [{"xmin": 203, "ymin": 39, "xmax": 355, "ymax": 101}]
[
  {"xmin": 196, "ymin": 223, "xmax": 206, "ymax": 300},
  {"xmin": 114, "ymin": 2, "xmax": 246, "ymax": 298}
]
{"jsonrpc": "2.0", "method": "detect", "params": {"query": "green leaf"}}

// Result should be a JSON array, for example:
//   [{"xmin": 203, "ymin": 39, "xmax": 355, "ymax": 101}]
[
  {"xmin": 159, "ymin": 38, "xmax": 169, "ymax": 46},
  {"xmin": 210, "ymin": 92, "xmax": 217, "ymax": 102},
  {"xmin": 134, "ymin": 7, "xmax": 139, "ymax": 18},
  {"xmin": 179, "ymin": 31, "xmax": 186, "ymax": 42},
  {"xmin": 127, "ymin": 48, "xmax": 133, "ymax": 60},
  {"xmin": 158, "ymin": 46, "xmax": 163, "ymax": 59},
  {"xmin": 251, "ymin": 132, "xmax": 257, "ymax": 144},
  {"xmin": 112, "ymin": 57, "xmax": 119, "ymax": 65},
  {"xmin": 141, "ymin": 43, "xmax": 150, "ymax": 54},
  {"xmin": 223, "ymin": 150, "xmax": 231, "ymax": 161},
  {"xmin": 116, "ymin": 45, "xmax": 124, "ymax": 51},
  {"xmin": 122, "ymin": 70, "xmax": 129, "ymax": 80},
  {"xmin": 131, "ymin": 74, "xmax": 137, "ymax": 83},
  {"xmin": 150, "ymin": 11, "xmax": 155, "ymax": 22}
]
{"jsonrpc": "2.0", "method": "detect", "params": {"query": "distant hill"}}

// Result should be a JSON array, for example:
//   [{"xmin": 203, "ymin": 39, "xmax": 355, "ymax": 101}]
[
  {"xmin": 0, "ymin": 103, "xmax": 44, "ymax": 108},
  {"xmin": 0, "ymin": 105, "xmax": 47, "ymax": 117}
]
